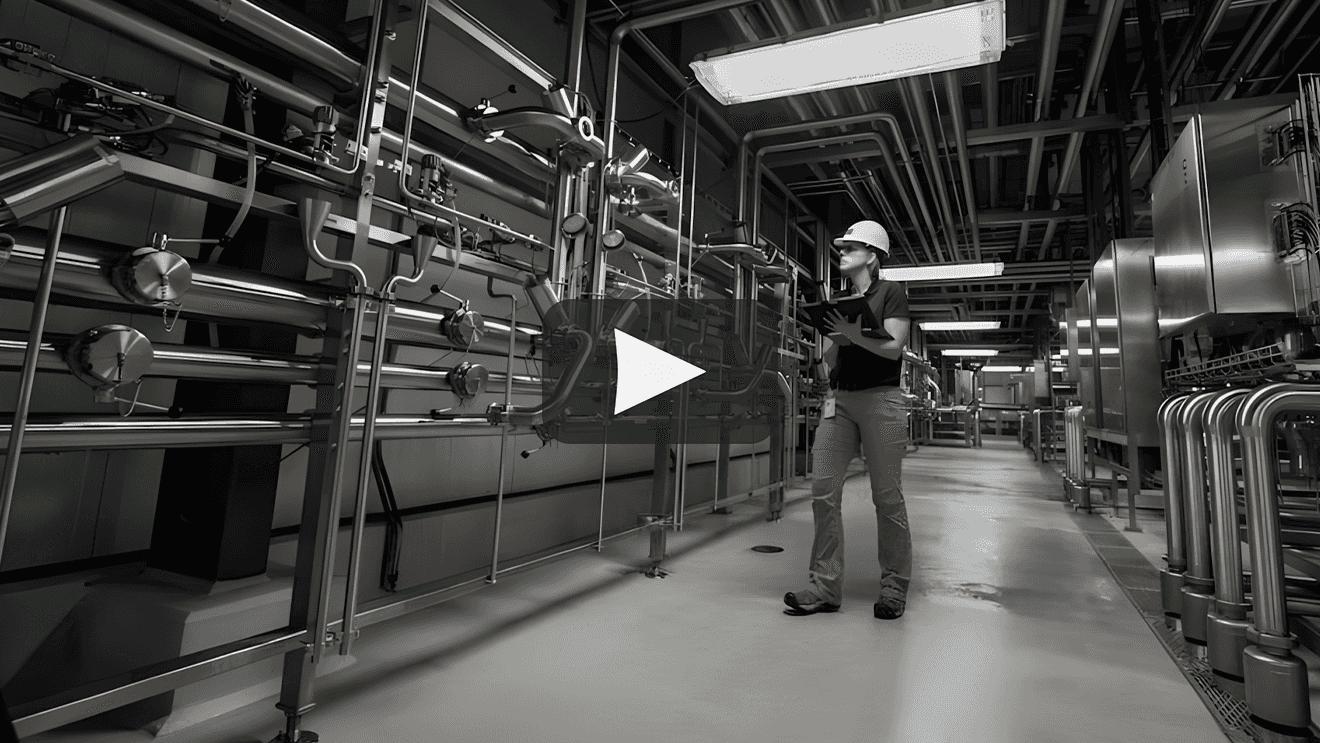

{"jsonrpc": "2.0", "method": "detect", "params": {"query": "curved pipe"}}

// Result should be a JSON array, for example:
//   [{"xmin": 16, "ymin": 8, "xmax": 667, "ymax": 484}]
[
  {"xmin": 1237, "ymin": 383, "xmax": 1320, "ymax": 638},
  {"xmin": 739, "ymin": 111, "xmax": 945, "ymax": 263},
  {"xmin": 593, "ymin": 0, "xmax": 763, "ymax": 296},
  {"xmin": 1204, "ymin": 389, "xmax": 1251, "ymax": 608},
  {"xmin": 1158, "ymin": 394, "xmax": 1191, "ymax": 573},
  {"xmin": 752, "ymin": 132, "xmax": 935, "ymax": 264},
  {"xmin": 615, "ymin": 170, "xmax": 681, "ymax": 208},
  {"xmin": 468, "ymin": 108, "xmax": 606, "ymax": 162},
  {"xmin": 1179, "ymin": 391, "xmax": 1225, "ymax": 585},
  {"xmin": 299, "ymin": 198, "xmax": 368, "ymax": 288}
]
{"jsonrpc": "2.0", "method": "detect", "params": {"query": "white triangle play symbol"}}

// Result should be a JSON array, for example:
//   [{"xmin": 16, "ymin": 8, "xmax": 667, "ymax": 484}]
[{"xmin": 613, "ymin": 328, "xmax": 706, "ymax": 415}]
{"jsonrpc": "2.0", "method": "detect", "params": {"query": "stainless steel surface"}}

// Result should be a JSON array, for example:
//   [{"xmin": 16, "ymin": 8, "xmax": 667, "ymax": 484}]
[
  {"xmin": 1238, "ymin": 383, "xmax": 1320, "ymax": 638},
  {"xmin": 64, "ymin": 325, "xmax": 153, "ymax": 400},
  {"xmin": 175, "ymin": 0, "xmax": 361, "ymax": 91},
  {"xmin": 1178, "ymin": 390, "xmax": 1226, "ymax": 646},
  {"xmin": 0, "ymin": 136, "xmax": 124, "ymax": 227},
  {"xmin": 0, "ymin": 207, "xmax": 66, "ymax": 567},
  {"xmin": 1074, "ymin": 280, "xmax": 1098, "ymax": 429},
  {"xmin": 1204, "ymin": 390, "xmax": 1250, "ymax": 607},
  {"xmin": 1090, "ymin": 245, "xmax": 1124, "ymax": 433},
  {"xmin": 1159, "ymin": 395, "xmax": 1192, "ymax": 574},
  {"xmin": 37, "ymin": 0, "xmax": 328, "ymax": 116},
  {"xmin": 1152, "ymin": 102, "xmax": 1301, "ymax": 337}
]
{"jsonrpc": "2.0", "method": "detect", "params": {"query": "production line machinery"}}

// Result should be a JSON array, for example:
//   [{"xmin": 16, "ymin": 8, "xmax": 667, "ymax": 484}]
[{"xmin": 0, "ymin": 1, "xmax": 851, "ymax": 740}]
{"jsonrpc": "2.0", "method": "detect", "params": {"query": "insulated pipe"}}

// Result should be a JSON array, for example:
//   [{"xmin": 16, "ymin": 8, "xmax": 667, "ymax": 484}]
[
  {"xmin": 1237, "ymin": 383, "xmax": 1318, "ymax": 731},
  {"xmin": 0, "ymin": 207, "xmax": 66, "ymax": 566},
  {"xmin": 594, "ymin": 0, "xmax": 763, "ymax": 297},
  {"xmin": 739, "ymin": 112, "xmax": 943, "ymax": 263},
  {"xmin": 174, "ymin": 0, "xmax": 361, "ymax": 92},
  {"xmin": 752, "ymin": 133, "xmax": 935, "ymax": 264}
]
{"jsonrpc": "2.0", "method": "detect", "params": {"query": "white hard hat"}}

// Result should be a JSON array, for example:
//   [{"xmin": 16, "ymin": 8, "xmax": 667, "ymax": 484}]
[{"xmin": 832, "ymin": 220, "xmax": 890, "ymax": 254}]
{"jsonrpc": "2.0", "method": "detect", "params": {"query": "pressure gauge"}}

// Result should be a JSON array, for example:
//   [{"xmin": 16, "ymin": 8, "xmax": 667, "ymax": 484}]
[
  {"xmin": 113, "ymin": 246, "xmax": 192, "ymax": 305},
  {"xmin": 448, "ymin": 361, "xmax": 489, "ymax": 398},
  {"xmin": 65, "ymin": 324, "xmax": 153, "ymax": 402}
]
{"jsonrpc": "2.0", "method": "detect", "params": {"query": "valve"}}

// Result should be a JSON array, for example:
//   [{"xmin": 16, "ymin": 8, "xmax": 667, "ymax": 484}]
[
  {"xmin": 416, "ymin": 154, "xmax": 455, "ymax": 203},
  {"xmin": 448, "ymin": 361, "xmax": 488, "ymax": 398},
  {"xmin": 310, "ymin": 105, "xmax": 338, "ymax": 164},
  {"xmin": 441, "ymin": 306, "xmax": 485, "ymax": 346},
  {"xmin": 112, "ymin": 234, "xmax": 192, "ymax": 330},
  {"xmin": 65, "ymin": 325, "xmax": 154, "ymax": 403}
]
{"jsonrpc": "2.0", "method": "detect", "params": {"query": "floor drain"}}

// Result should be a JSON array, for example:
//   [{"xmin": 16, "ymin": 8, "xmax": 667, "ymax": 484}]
[{"xmin": 751, "ymin": 545, "xmax": 784, "ymax": 553}]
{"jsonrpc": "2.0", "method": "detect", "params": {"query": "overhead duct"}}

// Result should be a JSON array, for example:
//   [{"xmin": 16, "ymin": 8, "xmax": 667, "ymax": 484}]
[{"xmin": 0, "ymin": 137, "xmax": 124, "ymax": 227}]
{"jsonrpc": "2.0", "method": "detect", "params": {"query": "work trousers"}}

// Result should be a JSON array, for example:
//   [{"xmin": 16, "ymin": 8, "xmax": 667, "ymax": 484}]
[{"xmin": 807, "ymin": 386, "xmax": 911, "ymax": 605}]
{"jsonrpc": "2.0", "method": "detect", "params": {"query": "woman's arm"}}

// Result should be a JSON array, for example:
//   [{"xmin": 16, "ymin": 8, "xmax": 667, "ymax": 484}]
[{"xmin": 824, "ymin": 315, "xmax": 910, "ymax": 360}]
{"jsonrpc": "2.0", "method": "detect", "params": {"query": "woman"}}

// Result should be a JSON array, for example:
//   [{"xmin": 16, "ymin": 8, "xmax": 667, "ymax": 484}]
[{"xmin": 784, "ymin": 219, "xmax": 912, "ymax": 620}]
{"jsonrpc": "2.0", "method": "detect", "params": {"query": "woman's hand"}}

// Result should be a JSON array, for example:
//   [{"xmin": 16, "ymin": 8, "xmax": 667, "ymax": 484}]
[{"xmin": 822, "ymin": 309, "xmax": 865, "ymax": 343}]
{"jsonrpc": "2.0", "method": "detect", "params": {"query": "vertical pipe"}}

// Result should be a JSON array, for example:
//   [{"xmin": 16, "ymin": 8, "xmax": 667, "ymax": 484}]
[
  {"xmin": 0, "ymin": 207, "xmax": 67, "ymax": 565},
  {"xmin": 595, "ymin": 430, "xmax": 608, "ymax": 550},
  {"xmin": 488, "ymin": 292, "xmax": 518, "ymax": 582},
  {"xmin": 1136, "ymin": 0, "xmax": 1173, "ymax": 172},
  {"xmin": 1206, "ymin": 391, "xmax": 1250, "ymax": 607}
]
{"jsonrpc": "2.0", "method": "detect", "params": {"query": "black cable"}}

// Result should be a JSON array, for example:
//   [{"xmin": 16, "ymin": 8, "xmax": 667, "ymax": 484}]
[
  {"xmin": 371, "ymin": 440, "xmax": 403, "ymax": 592},
  {"xmin": 616, "ymin": 82, "xmax": 699, "ymax": 123}
]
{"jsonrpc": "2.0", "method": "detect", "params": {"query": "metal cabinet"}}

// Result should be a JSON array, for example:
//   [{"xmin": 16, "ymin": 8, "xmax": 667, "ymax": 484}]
[{"xmin": 1151, "ymin": 98, "xmax": 1302, "ymax": 337}]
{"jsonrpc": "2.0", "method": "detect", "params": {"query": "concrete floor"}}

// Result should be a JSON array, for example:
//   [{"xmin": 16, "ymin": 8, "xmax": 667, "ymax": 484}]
[{"xmin": 31, "ymin": 437, "xmax": 1228, "ymax": 743}]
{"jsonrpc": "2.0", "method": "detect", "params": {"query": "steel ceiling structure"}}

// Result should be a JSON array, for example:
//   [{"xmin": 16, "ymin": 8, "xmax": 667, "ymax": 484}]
[{"xmin": 563, "ymin": 0, "xmax": 1320, "ymax": 351}]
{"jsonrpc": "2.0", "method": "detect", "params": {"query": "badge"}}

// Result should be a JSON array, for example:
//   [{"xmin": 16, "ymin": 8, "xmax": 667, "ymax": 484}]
[{"xmin": 822, "ymin": 397, "xmax": 837, "ymax": 419}]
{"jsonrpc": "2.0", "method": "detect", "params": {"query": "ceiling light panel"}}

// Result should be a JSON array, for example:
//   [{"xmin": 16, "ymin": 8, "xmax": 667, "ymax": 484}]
[
  {"xmin": 880, "ymin": 262, "xmax": 1005, "ymax": 282},
  {"xmin": 918, "ymin": 321, "xmax": 1003, "ymax": 331},
  {"xmin": 690, "ymin": 0, "xmax": 1006, "ymax": 105},
  {"xmin": 938, "ymin": 349, "xmax": 999, "ymax": 357}
]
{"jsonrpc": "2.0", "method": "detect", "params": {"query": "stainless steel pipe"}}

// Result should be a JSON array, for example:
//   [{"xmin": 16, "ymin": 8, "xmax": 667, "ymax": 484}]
[
  {"xmin": 739, "ymin": 112, "xmax": 942, "ymax": 262},
  {"xmin": 1158, "ymin": 394, "xmax": 1191, "ymax": 618},
  {"xmin": 1235, "ymin": 382, "xmax": 1318, "ymax": 731},
  {"xmin": 1203, "ymin": 388, "xmax": 1251, "ymax": 691},
  {"xmin": 1179, "ymin": 390, "xmax": 1227, "ymax": 646},
  {"xmin": 0, "ymin": 207, "xmax": 67, "ymax": 566},
  {"xmin": 0, "ymin": 227, "xmax": 536, "ymax": 354}
]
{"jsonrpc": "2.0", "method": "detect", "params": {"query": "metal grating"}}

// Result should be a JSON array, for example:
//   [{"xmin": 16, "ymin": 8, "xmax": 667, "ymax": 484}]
[{"xmin": 1072, "ymin": 511, "xmax": 1262, "ymax": 743}]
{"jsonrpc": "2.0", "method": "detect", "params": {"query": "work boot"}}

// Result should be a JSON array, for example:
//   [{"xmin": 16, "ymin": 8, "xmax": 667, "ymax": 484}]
[{"xmin": 783, "ymin": 589, "xmax": 840, "ymax": 616}]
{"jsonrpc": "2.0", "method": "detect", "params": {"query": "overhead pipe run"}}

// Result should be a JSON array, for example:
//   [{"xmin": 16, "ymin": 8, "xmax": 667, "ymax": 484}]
[
  {"xmin": 0, "ymin": 227, "xmax": 545, "ymax": 355},
  {"xmin": 754, "ymin": 132, "xmax": 935, "ymax": 265},
  {"xmin": 173, "ymin": 0, "xmax": 361, "ymax": 92},
  {"xmin": 593, "ymin": 0, "xmax": 764, "ymax": 298},
  {"xmin": 942, "ymin": 71, "xmax": 982, "ymax": 263},
  {"xmin": 739, "ymin": 112, "xmax": 945, "ymax": 263}
]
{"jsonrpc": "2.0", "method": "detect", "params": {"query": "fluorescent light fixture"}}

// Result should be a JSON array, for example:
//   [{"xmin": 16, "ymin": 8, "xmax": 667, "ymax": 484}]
[
  {"xmin": 981, "ymin": 365, "xmax": 1022, "ymax": 373},
  {"xmin": 1076, "ymin": 348, "xmax": 1093, "ymax": 355},
  {"xmin": 1095, "ymin": 318, "xmax": 1118, "ymax": 327},
  {"xmin": 919, "ymin": 321, "xmax": 1002, "ymax": 331},
  {"xmin": 939, "ymin": 349, "xmax": 999, "ymax": 357},
  {"xmin": 1100, "ymin": 347, "xmax": 1121, "ymax": 354},
  {"xmin": 690, "ymin": 0, "xmax": 1006, "ymax": 105},
  {"xmin": 1025, "ymin": 366, "xmax": 1036, "ymax": 372},
  {"xmin": 880, "ymin": 262, "xmax": 1005, "ymax": 282},
  {"xmin": 1051, "ymin": 353, "xmax": 1062, "ymax": 360}
]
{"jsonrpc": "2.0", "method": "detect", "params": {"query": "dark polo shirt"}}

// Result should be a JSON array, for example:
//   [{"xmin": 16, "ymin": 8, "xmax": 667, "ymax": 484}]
[{"xmin": 830, "ymin": 279, "xmax": 910, "ymax": 391}]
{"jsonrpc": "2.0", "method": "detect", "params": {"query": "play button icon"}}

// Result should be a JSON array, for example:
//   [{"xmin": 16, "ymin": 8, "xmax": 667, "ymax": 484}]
[{"xmin": 612, "ymin": 329, "xmax": 706, "ymax": 415}]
